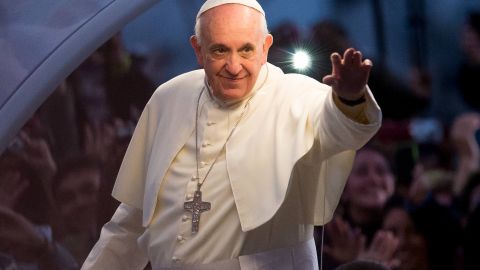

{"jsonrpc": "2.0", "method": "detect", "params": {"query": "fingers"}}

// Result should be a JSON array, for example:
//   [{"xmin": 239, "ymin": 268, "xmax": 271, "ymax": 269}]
[
  {"xmin": 334, "ymin": 48, "xmax": 373, "ymax": 68},
  {"xmin": 364, "ymin": 58, "xmax": 373, "ymax": 68},
  {"xmin": 369, "ymin": 230, "xmax": 399, "ymax": 260},
  {"xmin": 343, "ymin": 48, "xmax": 358, "ymax": 65},
  {"xmin": 331, "ymin": 52, "xmax": 342, "ymax": 66}
]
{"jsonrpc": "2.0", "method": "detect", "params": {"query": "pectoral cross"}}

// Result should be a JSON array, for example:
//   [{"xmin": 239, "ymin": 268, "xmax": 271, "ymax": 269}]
[{"xmin": 184, "ymin": 190, "xmax": 211, "ymax": 233}]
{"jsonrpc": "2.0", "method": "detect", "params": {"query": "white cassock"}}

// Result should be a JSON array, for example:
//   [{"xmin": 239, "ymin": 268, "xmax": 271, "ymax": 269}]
[{"xmin": 82, "ymin": 63, "xmax": 382, "ymax": 270}]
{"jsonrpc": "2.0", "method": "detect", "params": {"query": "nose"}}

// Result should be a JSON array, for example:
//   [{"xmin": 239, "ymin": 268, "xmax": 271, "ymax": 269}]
[
  {"xmin": 366, "ymin": 169, "xmax": 384, "ymax": 186},
  {"xmin": 225, "ymin": 53, "xmax": 243, "ymax": 75}
]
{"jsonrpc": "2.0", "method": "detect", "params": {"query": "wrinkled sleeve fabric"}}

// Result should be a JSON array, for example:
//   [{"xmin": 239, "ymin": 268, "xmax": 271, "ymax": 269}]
[
  {"xmin": 81, "ymin": 203, "xmax": 148, "ymax": 270},
  {"xmin": 289, "ymin": 80, "xmax": 381, "ymax": 226},
  {"xmin": 316, "ymin": 85, "xmax": 381, "ymax": 159},
  {"xmin": 111, "ymin": 96, "xmax": 159, "ymax": 210}
]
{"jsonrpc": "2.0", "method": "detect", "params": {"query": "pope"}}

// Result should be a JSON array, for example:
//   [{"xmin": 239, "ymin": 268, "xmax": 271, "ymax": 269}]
[{"xmin": 82, "ymin": 0, "xmax": 382, "ymax": 269}]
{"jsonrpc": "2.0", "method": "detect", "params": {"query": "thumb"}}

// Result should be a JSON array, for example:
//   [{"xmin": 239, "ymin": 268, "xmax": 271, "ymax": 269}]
[{"xmin": 322, "ymin": 75, "xmax": 337, "ymax": 86}]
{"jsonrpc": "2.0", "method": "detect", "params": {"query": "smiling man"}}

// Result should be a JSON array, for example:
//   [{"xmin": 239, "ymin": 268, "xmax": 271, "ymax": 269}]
[
  {"xmin": 82, "ymin": 0, "xmax": 382, "ymax": 269},
  {"xmin": 190, "ymin": 1, "xmax": 272, "ymax": 102}
]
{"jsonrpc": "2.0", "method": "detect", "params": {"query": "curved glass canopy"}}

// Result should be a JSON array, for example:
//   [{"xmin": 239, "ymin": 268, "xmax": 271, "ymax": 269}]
[{"xmin": 0, "ymin": 0, "xmax": 160, "ymax": 153}]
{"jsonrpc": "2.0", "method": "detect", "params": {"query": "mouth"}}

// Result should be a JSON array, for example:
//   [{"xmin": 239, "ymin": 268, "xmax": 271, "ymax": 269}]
[
  {"xmin": 219, "ymin": 74, "xmax": 247, "ymax": 81},
  {"xmin": 222, "ymin": 77, "xmax": 243, "ymax": 83}
]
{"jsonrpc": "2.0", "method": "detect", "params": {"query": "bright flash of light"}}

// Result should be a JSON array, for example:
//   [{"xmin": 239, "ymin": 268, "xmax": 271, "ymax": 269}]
[{"xmin": 292, "ymin": 50, "xmax": 311, "ymax": 71}]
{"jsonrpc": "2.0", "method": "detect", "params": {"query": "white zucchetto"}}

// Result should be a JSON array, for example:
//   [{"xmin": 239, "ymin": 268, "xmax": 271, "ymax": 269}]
[{"xmin": 196, "ymin": 0, "xmax": 265, "ymax": 19}]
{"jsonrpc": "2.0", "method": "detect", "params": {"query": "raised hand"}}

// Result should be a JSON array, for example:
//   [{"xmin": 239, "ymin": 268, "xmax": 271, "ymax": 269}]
[
  {"xmin": 450, "ymin": 112, "xmax": 480, "ymax": 195},
  {"xmin": 323, "ymin": 215, "xmax": 365, "ymax": 264},
  {"xmin": 11, "ymin": 131, "xmax": 57, "ymax": 181},
  {"xmin": 0, "ymin": 170, "xmax": 29, "ymax": 208},
  {"xmin": 450, "ymin": 112, "xmax": 480, "ymax": 159},
  {"xmin": 322, "ymin": 48, "xmax": 372, "ymax": 101},
  {"xmin": 358, "ymin": 230, "xmax": 400, "ymax": 268}
]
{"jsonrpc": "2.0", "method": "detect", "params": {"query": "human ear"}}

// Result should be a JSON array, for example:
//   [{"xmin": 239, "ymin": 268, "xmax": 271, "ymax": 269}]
[
  {"xmin": 190, "ymin": 35, "xmax": 204, "ymax": 67},
  {"xmin": 262, "ymin": 34, "xmax": 273, "ymax": 64}
]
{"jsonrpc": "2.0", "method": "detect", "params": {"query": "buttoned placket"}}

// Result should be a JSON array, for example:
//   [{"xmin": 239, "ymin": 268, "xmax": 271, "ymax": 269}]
[{"xmin": 169, "ymin": 97, "xmax": 229, "ymax": 265}]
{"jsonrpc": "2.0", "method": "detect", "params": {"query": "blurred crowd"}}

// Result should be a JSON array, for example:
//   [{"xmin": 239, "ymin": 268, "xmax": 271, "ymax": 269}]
[
  {"xmin": 0, "ymin": 33, "xmax": 155, "ymax": 270},
  {"xmin": 1, "ymin": 11, "xmax": 480, "ymax": 270}
]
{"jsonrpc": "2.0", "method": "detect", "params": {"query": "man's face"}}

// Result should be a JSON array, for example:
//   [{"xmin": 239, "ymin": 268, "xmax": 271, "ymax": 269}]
[{"xmin": 191, "ymin": 4, "xmax": 273, "ymax": 101}]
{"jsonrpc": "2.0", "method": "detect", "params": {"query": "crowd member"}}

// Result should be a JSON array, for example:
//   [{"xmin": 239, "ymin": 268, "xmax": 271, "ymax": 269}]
[
  {"xmin": 381, "ymin": 196, "xmax": 430, "ymax": 270},
  {"xmin": 339, "ymin": 145, "xmax": 396, "ymax": 240},
  {"xmin": 82, "ymin": 0, "xmax": 382, "ymax": 269},
  {"xmin": 37, "ymin": 81, "xmax": 81, "ymax": 161},
  {"xmin": 449, "ymin": 112, "xmax": 480, "ymax": 196},
  {"xmin": 67, "ymin": 32, "xmax": 154, "ymax": 153},
  {"xmin": 447, "ymin": 112, "xmax": 480, "ymax": 270},
  {"xmin": 316, "ymin": 144, "xmax": 398, "ymax": 268},
  {"xmin": 0, "ymin": 136, "xmax": 78, "ymax": 270},
  {"xmin": 52, "ymin": 155, "xmax": 103, "ymax": 264}
]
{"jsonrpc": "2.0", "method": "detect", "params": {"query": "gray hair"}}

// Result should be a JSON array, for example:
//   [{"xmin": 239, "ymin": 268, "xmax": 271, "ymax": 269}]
[{"xmin": 193, "ymin": 12, "xmax": 269, "ymax": 44}]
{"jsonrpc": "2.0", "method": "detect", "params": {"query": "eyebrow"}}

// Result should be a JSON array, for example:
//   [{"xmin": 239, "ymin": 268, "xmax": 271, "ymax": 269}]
[
  {"xmin": 239, "ymin": 43, "xmax": 255, "ymax": 51},
  {"xmin": 209, "ymin": 44, "xmax": 228, "ymax": 51},
  {"xmin": 208, "ymin": 42, "xmax": 256, "ymax": 51}
]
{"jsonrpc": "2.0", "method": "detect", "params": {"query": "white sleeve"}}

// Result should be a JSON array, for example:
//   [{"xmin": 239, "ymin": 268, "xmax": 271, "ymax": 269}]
[
  {"xmin": 315, "ymin": 86, "xmax": 381, "ymax": 160},
  {"xmin": 81, "ymin": 203, "xmax": 148, "ymax": 270}
]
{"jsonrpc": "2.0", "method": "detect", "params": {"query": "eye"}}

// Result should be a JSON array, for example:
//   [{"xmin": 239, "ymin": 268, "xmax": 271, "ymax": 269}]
[
  {"xmin": 240, "ymin": 46, "xmax": 255, "ymax": 57},
  {"xmin": 242, "ymin": 46, "xmax": 253, "ymax": 52},
  {"xmin": 211, "ymin": 47, "xmax": 228, "ymax": 56},
  {"xmin": 352, "ymin": 165, "xmax": 368, "ymax": 177}
]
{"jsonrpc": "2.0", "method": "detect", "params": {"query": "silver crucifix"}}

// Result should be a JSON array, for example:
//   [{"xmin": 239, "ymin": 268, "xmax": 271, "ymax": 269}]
[{"xmin": 184, "ymin": 190, "xmax": 211, "ymax": 233}]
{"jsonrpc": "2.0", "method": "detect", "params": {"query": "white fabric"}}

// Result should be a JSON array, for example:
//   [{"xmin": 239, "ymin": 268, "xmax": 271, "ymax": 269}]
[
  {"xmin": 111, "ymin": 63, "xmax": 381, "ymax": 230},
  {"xmin": 238, "ymin": 238, "xmax": 318, "ymax": 270},
  {"xmin": 196, "ymin": 0, "xmax": 265, "ymax": 19},
  {"xmin": 139, "ymin": 90, "xmax": 249, "ymax": 266},
  {"xmin": 151, "ymin": 239, "xmax": 317, "ymax": 270},
  {"xmin": 136, "ymin": 66, "xmax": 316, "ymax": 267},
  {"xmin": 82, "ymin": 62, "xmax": 382, "ymax": 269},
  {"xmin": 82, "ymin": 204, "xmax": 148, "ymax": 270}
]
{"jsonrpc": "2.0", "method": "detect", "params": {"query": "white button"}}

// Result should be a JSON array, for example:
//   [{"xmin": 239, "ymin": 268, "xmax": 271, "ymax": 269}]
[
  {"xmin": 186, "ymin": 193, "xmax": 193, "ymax": 200},
  {"xmin": 202, "ymin": 141, "xmax": 209, "ymax": 147},
  {"xmin": 172, "ymin": 256, "xmax": 180, "ymax": 262},
  {"xmin": 182, "ymin": 215, "xmax": 189, "ymax": 222},
  {"xmin": 200, "ymin": 161, "xmax": 207, "ymax": 168},
  {"xmin": 177, "ymin": 235, "xmax": 184, "ymax": 241},
  {"xmin": 191, "ymin": 176, "xmax": 198, "ymax": 182},
  {"xmin": 207, "ymin": 121, "xmax": 215, "ymax": 126}
]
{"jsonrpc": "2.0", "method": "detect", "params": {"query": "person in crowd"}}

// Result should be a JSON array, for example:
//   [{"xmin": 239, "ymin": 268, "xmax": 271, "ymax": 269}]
[
  {"xmin": 82, "ymin": 0, "xmax": 382, "ymax": 269},
  {"xmin": 67, "ymin": 32, "xmax": 154, "ymax": 153},
  {"xmin": 0, "ymin": 138, "xmax": 78, "ymax": 270},
  {"xmin": 381, "ymin": 196, "xmax": 430, "ymax": 270},
  {"xmin": 339, "ymin": 145, "xmax": 396, "ymax": 239},
  {"xmin": 52, "ymin": 155, "xmax": 103, "ymax": 264},
  {"xmin": 317, "ymin": 144, "xmax": 398, "ymax": 268},
  {"xmin": 448, "ymin": 112, "xmax": 480, "ymax": 270},
  {"xmin": 449, "ymin": 112, "xmax": 480, "ymax": 196}
]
